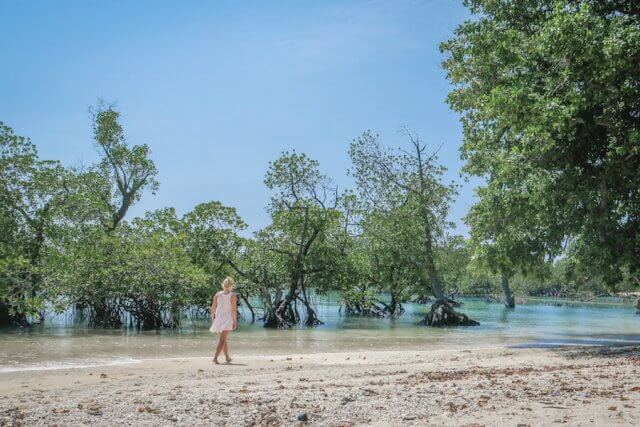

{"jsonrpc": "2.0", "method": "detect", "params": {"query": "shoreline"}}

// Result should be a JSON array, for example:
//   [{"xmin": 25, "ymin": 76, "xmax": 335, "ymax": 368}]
[
  {"xmin": 0, "ymin": 345, "xmax": 510, "ymax": 374},
  {"xmin": 2, "ymin": 345, "xmax": 640, "ymax": 426},
  {"xmin": 4, "ymin": 337, "xmax": 640, "ymax": 374}
]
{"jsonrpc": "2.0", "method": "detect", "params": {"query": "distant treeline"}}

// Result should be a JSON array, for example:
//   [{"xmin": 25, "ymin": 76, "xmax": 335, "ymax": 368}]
[{"xmin": 2, "ymin": 0, "xmax": 639, "ymax": 329}]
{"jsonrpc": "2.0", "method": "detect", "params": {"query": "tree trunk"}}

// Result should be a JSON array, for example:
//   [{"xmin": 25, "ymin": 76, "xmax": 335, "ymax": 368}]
[
  {"xmin": 89, "ymin": 299, "xmax": 123, "ymax": 328},
  {"xmin": 411, "ymin": 135, "xmax": 478, "ymax": 326},
  {"xmin": 387, "ymin": 292, "xmax": 405, "ymax": 317},
  {"xmin": 263, "ymin": 291, "xmax": 297, "ymax": 328},
  {"xmin": 390, "ymin": 292, "xmax": 398, "ymax": 316},
  {"xmin": 300, "ymin": 284, "xmax": 323, "ymax": 326},
  {"xmin": 260, "ymin": 280, "xmax": 293, "ymax": 328},
  {"xmin": 418, "ymin": 269, "xmax": 479, "ymax": 326},
  {"xmin": 301, "ymin": 298, "xmax": 323, "ymax": 327},
  {"xmin": 170, "ymin": 304, "xmax": 181, "ymax": 328},
  {"xmin": 267, "ymin": 302, "xmax": 297, "ymax": 328},
  {"xmin": 424, "ymin": 240, "xmax": 446, "ymax": 301},
  {"xmin": 0, "ymin": 301, "xmax": 30, "ymax": 327},
  {"xmin": 501, "ymin": 272, "xmax": 515, "ymax": 308},
  {"xmin": 239, "ymin": 292, "xmax": 256, "ymax": 323},
  {"xmin": 0, "ymin": 301, "xmax": 9, "ymax": 326}
]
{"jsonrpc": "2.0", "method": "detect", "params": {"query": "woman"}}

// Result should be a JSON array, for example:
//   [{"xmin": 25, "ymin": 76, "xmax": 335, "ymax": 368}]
[{"xmin": 210, "ymin": 276, "xmax": 238, "ymax": 364}]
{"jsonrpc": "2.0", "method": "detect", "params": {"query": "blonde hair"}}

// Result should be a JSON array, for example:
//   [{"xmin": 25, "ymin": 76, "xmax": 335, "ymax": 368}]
[{"xmin": 221, "ymin": 276, "xmax": 235, "ymax": 290}]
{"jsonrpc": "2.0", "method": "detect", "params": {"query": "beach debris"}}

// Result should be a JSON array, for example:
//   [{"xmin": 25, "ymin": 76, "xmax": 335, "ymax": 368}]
[
  {"xmin": 265, "ymin": 414, "xmax": 279, "ymax": 424},
  {"xmin": 341, "ymin": 396, "xmax": 356, "ymax": 405},
  {"xmin": 362, "ymin": 388, "xmax": 378, "ymax": 396},
  {"xmin": 85, "ymin": 402, "xmax": 103, "ymax": 416},
  {"xmin": 137, "ymin": 405, "xmax": 159, "ymax": 414},
  {"xmin": 297, "ymin": 412, "xmax": 309, "ymax": 422},
  {"xmin": 100, "ymin": 373, "xmax": 107, "ymax": 379},
  {"xmin": 8, "ymin": 409, "xmax": 25, "ymax": 426}
]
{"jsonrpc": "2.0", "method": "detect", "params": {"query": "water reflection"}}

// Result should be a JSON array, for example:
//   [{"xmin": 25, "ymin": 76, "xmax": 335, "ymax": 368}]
[{"xmin": 498, "ymin": 307, "xmax": 512, "ymax": 323}]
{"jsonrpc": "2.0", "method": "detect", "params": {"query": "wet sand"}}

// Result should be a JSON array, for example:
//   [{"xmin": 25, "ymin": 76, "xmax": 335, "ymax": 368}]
[{"xmin": 1, "ymin": 346, "xmax": 640, "ymax": 426}]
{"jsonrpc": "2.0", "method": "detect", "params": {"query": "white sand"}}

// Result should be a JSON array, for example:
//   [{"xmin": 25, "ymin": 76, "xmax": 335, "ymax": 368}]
[{"xmin": 1, "ymin": 346, "xmax": 639, "ymax": 426}]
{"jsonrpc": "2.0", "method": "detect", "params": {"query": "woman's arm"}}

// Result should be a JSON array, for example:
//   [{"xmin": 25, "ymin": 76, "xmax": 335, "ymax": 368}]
[
  {"xmin": 211, "ymin": 293, "xmax": 218, "ymax": 319},
  {"xmin": 231, "ymin": 294, "xmax": 238, "ymax": 329}
]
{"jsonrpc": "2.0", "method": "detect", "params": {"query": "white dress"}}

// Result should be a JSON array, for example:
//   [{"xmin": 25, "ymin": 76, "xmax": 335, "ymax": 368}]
[{"xmin": 210, "ymin": 292, "xmax": 235, "ymax": 333}]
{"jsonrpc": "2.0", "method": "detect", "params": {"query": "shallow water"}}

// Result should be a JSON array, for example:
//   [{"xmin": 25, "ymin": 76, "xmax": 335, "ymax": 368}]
[{"xmin": 1, "ymin": 297, "xmax": 639, "ymax": 372}]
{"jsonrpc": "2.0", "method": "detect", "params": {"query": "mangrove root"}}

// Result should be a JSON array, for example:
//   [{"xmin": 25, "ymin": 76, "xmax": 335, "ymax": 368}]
[
  {"xmin": 446, "ymin": 298, "xmax": 463, "ymax": 307},
  {"xmin": 420, "ymin": 299, "xmax": 479, "ymax": 327},
  {"xmin": 412, "ymin": 295, "xmax": 431, "ymax": 305}
]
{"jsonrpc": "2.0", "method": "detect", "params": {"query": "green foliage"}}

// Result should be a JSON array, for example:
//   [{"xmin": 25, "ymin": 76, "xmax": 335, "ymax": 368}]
[
  {"xmin": 256, "ymin": 151, "xmax": 347, "ymax": 326},
  {"xmin": 0, "ymin": 108, "xmax": 214, "ymax": 328},
  {"xmin": 52, "ymin": 211, "xmax": 209, "ymax": 329},
  {"xmin": 90, "ymin": 102, "xmax": 159, "ymax": 229},
  {"xmin": 349, "ymin": 129, "xmax": 458, "ymax": 304},
  {"xmin": 183, "ymin": 201, "xmax": 247, "ymax": 273},
  {"xmin": 0, "ymin": 122, "xmax": 74, "ymax": 321},
  {"xmin": 183, "ymin": 201, "xmax": 250, "ymax": 305},
  {"xmin": 444, "ymin": 0, "xmax": 640, "ymax": 290},
  {"xmin": 435, "ymin": 235, "xmax": 472, "ymax": 292}
]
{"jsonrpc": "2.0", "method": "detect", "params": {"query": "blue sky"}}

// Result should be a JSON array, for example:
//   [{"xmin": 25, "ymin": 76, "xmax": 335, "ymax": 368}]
[{"xmin": 0, "ymin": 0, "xmax": 479, "ymax": 233}]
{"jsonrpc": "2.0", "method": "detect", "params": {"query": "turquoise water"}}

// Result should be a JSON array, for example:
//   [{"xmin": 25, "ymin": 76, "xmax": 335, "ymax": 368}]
[{"xmin": 1, "ymin": 297, "xmax": 638, "ymax": 372}]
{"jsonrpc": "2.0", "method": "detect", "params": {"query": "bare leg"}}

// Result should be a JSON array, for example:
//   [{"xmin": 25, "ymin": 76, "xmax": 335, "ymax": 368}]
[
  {"xmin": 223, "ymin": 337, "xmax": 231, "ymax": 363},
  {"xmin": 214, "ymin": 331, "xmax": 229, "ymax": 364}
]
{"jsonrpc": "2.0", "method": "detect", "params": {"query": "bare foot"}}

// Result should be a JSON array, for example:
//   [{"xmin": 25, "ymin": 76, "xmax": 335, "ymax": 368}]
[
  {"xmin": 225, "ymin": 357, "xmax": 232, "ymax": 364},
  {"xmin": 213, "ymin": 358, "xmax": 220, "ymax": 365}
]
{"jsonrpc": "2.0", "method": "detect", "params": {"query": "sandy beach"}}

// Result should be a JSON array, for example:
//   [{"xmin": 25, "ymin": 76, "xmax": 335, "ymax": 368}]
[{"xmin": 1, "ymin": 345, "xmax": 639, "ymax": 426}]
